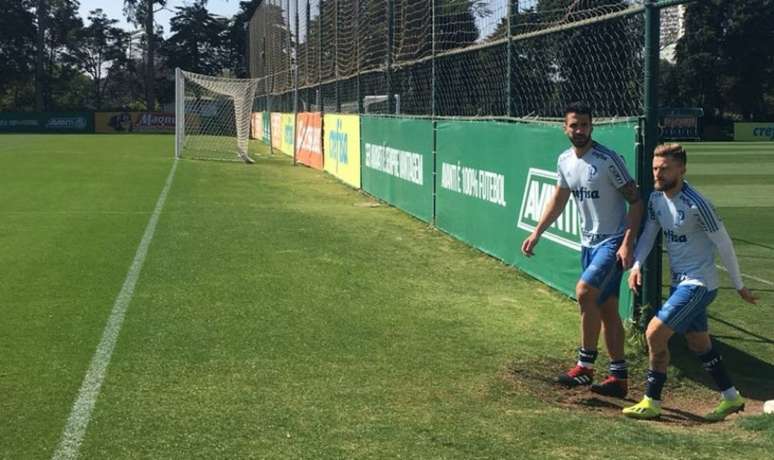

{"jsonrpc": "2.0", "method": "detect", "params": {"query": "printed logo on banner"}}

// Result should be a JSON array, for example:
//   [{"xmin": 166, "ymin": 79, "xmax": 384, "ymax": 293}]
[
  {"xmin": 330, "ymin": 119, "xmax": 348, "ymax": 164},
  {"xmin": 517, "ymin": 168, "xmax": 581, "ymax": 251},
  {"xmin": 46, "ymin": 117, "xmax": 87, "ymax": 130},
  {"xmin": 364, "ymin": 143, "xmax": 423, "ymax": 185},
  {"xmin": 439, "ymin": 161, "xmax": 507, "ymax": 207},
  {"xmin": 284, "ymin": 124, "xmax": 293, "ymax": 143}
]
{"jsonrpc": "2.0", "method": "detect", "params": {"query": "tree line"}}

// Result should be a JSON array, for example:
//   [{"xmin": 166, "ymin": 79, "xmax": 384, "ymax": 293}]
[
  {"xmin": 660, "ymin": 0, "xmax": 774, "ymax": 123},
  {"xmin": 0, "ymin": 0, "xmax": 260, "ymax": 112},
  {"xmin": 0, "ymin": 0, "xmax": 772, "ymax": 124}
]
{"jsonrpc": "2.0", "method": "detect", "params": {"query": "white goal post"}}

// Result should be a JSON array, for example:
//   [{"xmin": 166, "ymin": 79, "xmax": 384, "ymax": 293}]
[{"xmin": 175, "ymin": 68, "xmax": 265, "ymax": 163}]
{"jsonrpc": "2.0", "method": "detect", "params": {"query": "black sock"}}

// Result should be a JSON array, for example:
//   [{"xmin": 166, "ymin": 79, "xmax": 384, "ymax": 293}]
[
  {"xmin": 699, "ymin": 348, "xmax": 734, "ymax": 391},
  {"xmin": 645, "ymin": 369, "xmax": 667, "ymax": 400},
  {"xmin": 578, "ymin": 347, "xmax": 598, "ymax": 367},
  {"xmin": 609, "ymin": 360, "xmax": 628, "ymax": 380}
]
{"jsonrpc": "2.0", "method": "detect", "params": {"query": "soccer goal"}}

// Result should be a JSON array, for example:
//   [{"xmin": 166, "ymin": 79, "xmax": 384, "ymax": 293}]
[{"xmin": 175, "ymin": 68, "xmax": 264, "ymax": 163}]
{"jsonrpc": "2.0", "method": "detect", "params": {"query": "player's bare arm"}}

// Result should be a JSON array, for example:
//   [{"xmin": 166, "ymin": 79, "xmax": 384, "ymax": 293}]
[
  {"xmin": 521, "ymin": 186, "xmax": 571, "ymax": 257},
  {"xmin": 616, "ymin": 181, "xmax": 643, "ymax": 269}
]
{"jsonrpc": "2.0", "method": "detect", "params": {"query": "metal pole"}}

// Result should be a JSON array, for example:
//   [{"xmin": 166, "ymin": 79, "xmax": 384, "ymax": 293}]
[
  {"xmin": 175, "ymin": 68, "xmax": 182, "ymax": 159},
  {"xmin": 306, "ymin": 0, "xmax": 311, "ymax": 104},
  {"xmin": 293, "ymin": 0, "xmax": 299, "ymax": 165},
  {"xmin": 386, "ymin": 0, "xmax": 394, "ymax": 114},
  {"xmin": 266, "ymin": 1, "xmax": 275, "ymax": 155},
  {"xmin": 286, "ymin": 0, "xmax": 293, "ymax": 102},
  {"xmin": 356, "ymin": 0, "xmax": 363, "ymax": 114},
  {"xmin": 335, "ymin": 0, "xmax": 340, "ymax": 112},
  {"xmin": 431, "ymin": 0, "xmax": 436, "ymax": 118},
  {"xmin": 506, "ymin": 0, "xmax": 513, "ymax": 117},
  {"xmin": 318, "ymin": 0, "xmax": 324, "ymax": 112},
  {"xmin": 641, "ymin": 0, "xmax": 662, "ymax": 313}
]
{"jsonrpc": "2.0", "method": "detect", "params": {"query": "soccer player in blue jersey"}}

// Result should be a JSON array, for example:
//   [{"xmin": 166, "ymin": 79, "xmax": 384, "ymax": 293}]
[
  {"xmin": 522, "ymin": 102, "xmax": 643, "ymax": 398},
  {"xmin": 624, "ymin": 143, "xmax": 757, "ymax": 421}
]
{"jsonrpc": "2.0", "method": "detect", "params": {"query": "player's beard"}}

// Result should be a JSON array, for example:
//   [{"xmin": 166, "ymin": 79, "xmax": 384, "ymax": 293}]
[
  {"xmin": 654, "ymin": 178, "xmax": 678, "ymax": 192},
  {"xmin": 569, "ymin": 134, "xmax": 591, "ymax": 148}
]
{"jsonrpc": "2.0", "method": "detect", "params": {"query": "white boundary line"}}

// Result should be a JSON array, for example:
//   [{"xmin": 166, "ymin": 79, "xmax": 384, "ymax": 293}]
[
  {"xmin": 52, "ymin": 160, "xmax": 179, "ymax": 460},
  {"xmin": 715, "ymin": 264, "xmax": 774, "ymax": 286}
]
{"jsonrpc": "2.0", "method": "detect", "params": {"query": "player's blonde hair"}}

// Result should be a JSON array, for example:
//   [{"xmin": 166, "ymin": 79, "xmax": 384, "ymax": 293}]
[{"xmin": 654, "ymin": 143, "xmax": 687, "ymax": 165}]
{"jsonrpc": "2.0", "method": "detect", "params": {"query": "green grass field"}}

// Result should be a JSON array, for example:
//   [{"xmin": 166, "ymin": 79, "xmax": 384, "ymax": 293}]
[{"xmin": 1, "ymin": 135, "xmax": 772, "ymax": 459}]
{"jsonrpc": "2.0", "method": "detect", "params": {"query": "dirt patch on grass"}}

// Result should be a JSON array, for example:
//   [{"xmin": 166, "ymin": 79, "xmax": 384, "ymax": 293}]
[{"xmin": 502, "ymin": 357, "xmax": 764, "ymax": 429}]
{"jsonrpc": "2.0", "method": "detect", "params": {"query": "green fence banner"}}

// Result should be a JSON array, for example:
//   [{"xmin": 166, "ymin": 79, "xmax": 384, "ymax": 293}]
[
  {"xmin": 0, "ymin": 112, "xmax": 93, "ymax": 133},
  {"xmin": 734, "ymin": 122, "xmax": 774, "ymax": 141},
  {"xmin": 435, "ymin": 120, "xmax": 637, "ymax": 318},
  {"xmin": 263, "ymin": 111, "xmax": 271, "ymax": 143},
  {"xmin": 361, "ymin": 117, "xmax": 434, "ymax": 222}
]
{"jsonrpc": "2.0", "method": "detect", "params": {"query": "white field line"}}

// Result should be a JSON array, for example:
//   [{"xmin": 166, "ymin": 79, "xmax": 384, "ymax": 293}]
[
  {"xmin": 715, "ymin": 264, "xmax": 774, "ymax": 286},
  {"xmin": 52, "ymin": 160, "xmax": 179, "ymax": 460}
]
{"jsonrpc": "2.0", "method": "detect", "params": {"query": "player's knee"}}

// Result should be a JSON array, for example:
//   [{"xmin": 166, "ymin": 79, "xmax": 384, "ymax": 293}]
[
  {"xmin": 576, "ymin": 282, "xmax": 596, "ymax": 306},
  {"xmin": 685, "ymin": 333, "xmax": 711, "ymax": 354},
  {"xmin": 645, "ymin": 327, "xmax": 668, "ymax": 353}
]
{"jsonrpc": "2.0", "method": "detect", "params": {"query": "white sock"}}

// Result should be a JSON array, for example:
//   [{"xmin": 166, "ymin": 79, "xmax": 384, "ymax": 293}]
[
  {"xmin": 577, "ymin": 361, "xmax": 593, "ymax": 369},
  {"xmin": 721, "ymin": 387, "xmax": 739, "ymax": 401}
]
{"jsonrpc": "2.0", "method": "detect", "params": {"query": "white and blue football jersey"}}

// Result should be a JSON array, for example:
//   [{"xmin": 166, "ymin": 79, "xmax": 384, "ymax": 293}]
[
  {"xmin": 557, "ymin": 142, "xmax": 634, "ymax": 247},
  {"xmin": 641, "ymin": 182, "xmax": 724, "ymax": 290}
]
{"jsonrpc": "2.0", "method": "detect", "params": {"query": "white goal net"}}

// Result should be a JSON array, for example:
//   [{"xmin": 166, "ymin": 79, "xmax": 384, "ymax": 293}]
[{"xmin": 175, "ymin": 68, "xmax": 265, "ymax": 163}]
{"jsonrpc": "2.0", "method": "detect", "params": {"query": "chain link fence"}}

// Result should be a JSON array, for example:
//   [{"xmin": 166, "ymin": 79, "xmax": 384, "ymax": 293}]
[{"xmin": 248, "ymin": 1, "xmax": 685, "ymax": 119}]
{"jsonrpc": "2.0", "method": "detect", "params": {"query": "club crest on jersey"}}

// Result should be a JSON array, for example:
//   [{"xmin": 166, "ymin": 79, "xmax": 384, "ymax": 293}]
[
  {"xmin": 663, "ymin": 229, "xmax": 687, "ymax": 243},
  {"xmin": 572, "ymin": 187, "xmax": 600, "ymax": 201},
  {"xmin": 586, "ymin": 165, "xmax": 598, "ymax": 180},
  {"xmin": 676, "ymin": 210, "xmax": 685, "ymax": 224}
]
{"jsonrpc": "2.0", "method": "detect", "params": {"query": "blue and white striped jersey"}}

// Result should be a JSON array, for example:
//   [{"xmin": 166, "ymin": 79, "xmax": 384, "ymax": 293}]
[
  {"xmin": 635, "ymin": 182, "xmax": 742, "ymax": 291},
  {"xmin": 557, "ymin": 142, "xmax": 634, "ymax": 247}
]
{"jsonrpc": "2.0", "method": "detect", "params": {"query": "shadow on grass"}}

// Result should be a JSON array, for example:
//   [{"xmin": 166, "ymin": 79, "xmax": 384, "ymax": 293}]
[
  {"xmin": 667, "ymin": 331, "xmax": 774, "ymax": 402},
  {"xmin": 576, "ymin": 396, "xmax": 709, "ymax": 424},
  {"xmin": 503, "ymin": 357, "xmax": 723, "ymax": 426}
]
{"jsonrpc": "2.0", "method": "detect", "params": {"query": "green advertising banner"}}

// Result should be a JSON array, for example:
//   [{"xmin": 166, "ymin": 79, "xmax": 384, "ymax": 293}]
[
  {"xmin": 0, "ymin": 112, "xmax": 93, "ymax": 133},
  {"xmin": 281, "ymin": 113, "xmax": 295, "ymax": 156},
  {"xmin": 734, "ymin": 122, "xmax": 774, "ymax": 141},
  {"xmin": 263, "ymin": 111, "xmax": 270, "ymax": 143},
  {"xmin": 361, "ymin": 117, "xmax": 434, "ymax": 222},
  {"xmin": 435, "ymin": 120, "xmax": 637, "ymax": 318}
]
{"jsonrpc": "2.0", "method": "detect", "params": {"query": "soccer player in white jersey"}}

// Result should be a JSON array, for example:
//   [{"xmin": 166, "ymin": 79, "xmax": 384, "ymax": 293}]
[
  {"xmin": 624, "ymin": 143, "xmax": 757, "ymax": 421},
  {"xmin": 522, "ymin": 102, "xmax": 643, "ymax": 398}
]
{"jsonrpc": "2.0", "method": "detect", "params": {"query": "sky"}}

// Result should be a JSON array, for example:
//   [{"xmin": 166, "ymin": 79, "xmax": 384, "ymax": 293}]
[{"xmin": 78, "ymin": 0, "xmax": 243, "ymax": 37}]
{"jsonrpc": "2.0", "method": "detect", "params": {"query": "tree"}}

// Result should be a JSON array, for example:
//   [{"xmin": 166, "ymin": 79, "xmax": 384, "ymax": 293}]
[
  {"xmin": 226, "ymin": 0, "xmax": 263, "ymax": 78},
  {"xmin": 66, "ymin": 9, "xmax": 130, "ymax": 109},
  {"xmin": 669, "ymin": 0, "xmax": 774, "ymax": 122},
  {"xmin": 163, "ymin": 0, "xmax": 230, "ymax": 76},
  {"xmin": 0, "ymin": 0, "xmax": 36, "ymax": 110},
  {"xmin": 124, "ymin": 0, "xmax": 167, "ymax": 110},
  {"xmin": 717, "ymin": 0, "xmax": 774, "ymax": 120},
  {"xmin": 35, "ymin": 0, "xmax": 48, "ymax": 110},
  {"xmin": 31, "ymin": 0, "xmax": 83, "ymax": 111}
]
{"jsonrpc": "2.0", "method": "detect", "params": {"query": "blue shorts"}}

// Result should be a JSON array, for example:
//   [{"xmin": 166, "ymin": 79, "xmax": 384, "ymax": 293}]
[
  {"xmin": 657, "ymin": 284, "xmax": 717, "ymax": 334},
  {"xmin": 580, "ymin": 236, "xmax": 624, "ymax": 304}
]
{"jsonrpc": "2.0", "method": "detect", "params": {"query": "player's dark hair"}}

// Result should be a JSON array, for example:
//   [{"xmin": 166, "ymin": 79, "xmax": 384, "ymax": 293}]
[
  {"xmin": 564, "ymin": 102, "xmax": 593, "ymax": 122},
  {"xmin": 654, "ymin": 143, "xmax": 687, "ymax": 165}
]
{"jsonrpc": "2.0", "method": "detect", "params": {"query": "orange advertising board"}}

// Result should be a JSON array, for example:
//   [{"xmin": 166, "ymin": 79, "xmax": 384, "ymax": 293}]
[{"xmin": 295, "ymin": 113, "xmax": 323, "ymax": 169}]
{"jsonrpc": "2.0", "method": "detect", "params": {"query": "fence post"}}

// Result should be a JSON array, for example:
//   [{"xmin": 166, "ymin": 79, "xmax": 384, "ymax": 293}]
[
  {"xmin": 386, "ymin": 0, "xmax": 394, "ymax": 114},
  {"xmin": 641, "ymin": 0, "xmax": 662, "ymax": 315},
  {"xmin": 356, "ymin": 0, "xmax": 363, "ymax": 114},
  {"xmin": 431, "ymin": 0, "xmax": 436, "ymax": 118},
  {"xmin": 294, "ymin": 0, "xmax": 300, "ymax": 165},
  {"xmin": 318, "ymin": 0, "xmax": 324, "ymax": 112},
  {"xmin": 506, "ymin": 0, "xmax": 513, "ymax": 118},
  {"xmin": 335, "ymin": 0, "xmax": 341, "ymax": 112}
]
